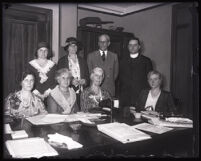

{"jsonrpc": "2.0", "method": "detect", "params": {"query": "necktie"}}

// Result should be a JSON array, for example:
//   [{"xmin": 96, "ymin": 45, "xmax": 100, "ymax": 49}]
[{"xmin": 101, "ymin": 51, "xmax": 105, "ymax": 61}]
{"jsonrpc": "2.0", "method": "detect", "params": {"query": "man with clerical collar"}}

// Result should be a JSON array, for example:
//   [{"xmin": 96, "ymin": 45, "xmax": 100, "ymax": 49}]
[
  {"xmin": 87, "ymin": 34, "xmax": 119, "ymax": 97},
  {"xmin": 119, "ymin": 37, "xmax": 153, "ymax": 110}
]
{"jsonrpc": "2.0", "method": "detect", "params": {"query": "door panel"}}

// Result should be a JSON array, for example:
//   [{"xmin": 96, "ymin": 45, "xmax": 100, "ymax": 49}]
[{"xmin": 3, "ymin": 4, "xmax": 52, "ymax": 98}]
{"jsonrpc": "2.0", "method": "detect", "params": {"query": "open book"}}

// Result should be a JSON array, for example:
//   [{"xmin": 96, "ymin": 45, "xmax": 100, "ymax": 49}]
[
  {"xmin": 5, "ymin": 137, "xmax": 58, "ymax": 158},
  {"xmin": 97, "ymin": 122, "xmax": 151, "ymax": 144}
]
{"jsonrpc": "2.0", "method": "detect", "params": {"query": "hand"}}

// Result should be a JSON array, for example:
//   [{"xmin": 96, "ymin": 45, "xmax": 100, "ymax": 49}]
[
  {"xmin": 79, "ymin": 79, "xmax": 86, "ymax": 85},
  {"xmin": 72, "ymin": 78, "xmax": 79, "ymax": 87}
]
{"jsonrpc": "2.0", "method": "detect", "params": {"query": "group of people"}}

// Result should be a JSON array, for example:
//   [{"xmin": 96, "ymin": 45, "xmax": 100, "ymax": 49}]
[{"xmin": 4, "ymin": 34, "xmax": 177, "ymax": 120}]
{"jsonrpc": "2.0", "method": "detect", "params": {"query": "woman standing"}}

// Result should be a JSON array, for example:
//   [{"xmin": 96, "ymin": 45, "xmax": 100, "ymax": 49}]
[
  {"xmin": 57, "ymin": 37, "xmax": 89, "ymax": 108},
  {"xmin": 28, "ymin": 42, "xmax": 56, "ymax": 100}
]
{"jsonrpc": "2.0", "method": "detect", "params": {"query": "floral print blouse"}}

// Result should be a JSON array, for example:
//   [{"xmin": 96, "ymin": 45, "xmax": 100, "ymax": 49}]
[
  {"xmin": 80, "ymin": 87, "xmax": 111, "ymax": 112},
  {"xmin": 4, "ymin": 91, "xmax": 47, "ymax": 118}
]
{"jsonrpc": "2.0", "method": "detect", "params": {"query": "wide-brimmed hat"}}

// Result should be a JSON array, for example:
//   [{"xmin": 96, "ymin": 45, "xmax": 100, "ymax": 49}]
[
  {"xmin": 64, "ymin": 37, "xmax": 82, "ymax": 51},
  {"xmin": 37, "ymin": 42, "xmax": 49, "ymax": 50}
]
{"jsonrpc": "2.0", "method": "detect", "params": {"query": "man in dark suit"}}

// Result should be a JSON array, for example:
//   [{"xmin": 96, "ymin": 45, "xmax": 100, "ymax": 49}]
[
  {"xmin": 119, "ymin": 37, "xmax": 153, "ymax": 109},
  {"xmin": 87, "ymin": 34, "xmax": 119, "ymax": 97}
]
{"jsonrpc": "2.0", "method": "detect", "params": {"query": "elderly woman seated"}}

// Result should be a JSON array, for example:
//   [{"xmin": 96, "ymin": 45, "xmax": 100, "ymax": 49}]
[
  {"xmin": 80, "ymin": 67, "xmax": 111, "ymax": 112},
  {"xmin": 4, "ymin": 71, "xmax": 47, "ymax": 118},
  {"xmin": 47, "ymin": 68, "xmax": 79, "ymax": 114},
  {"xmin": 134, "ymin": 70, "xmax": 176, "ymax": 115}
]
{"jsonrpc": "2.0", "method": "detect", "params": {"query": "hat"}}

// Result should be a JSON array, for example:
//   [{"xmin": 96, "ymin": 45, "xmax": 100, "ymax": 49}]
[
  {"xmin": 37, "ymin": 42, "xmax": 49, "ymax": 50},
  {"xmin": 64, "ymin": 37, "xmax": 81, "ymax": 51},
  {"xmin": 79, "ymin": 17, "xmax": 113, "ymax": 26}
]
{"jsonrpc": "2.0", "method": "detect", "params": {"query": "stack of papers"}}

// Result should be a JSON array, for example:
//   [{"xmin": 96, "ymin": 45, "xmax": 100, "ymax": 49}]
[
  {"xmin": 148, "ymin": 117, "xmax": 193, "ymax": 128},
  {"xmin": 26, "ymin": 113, "xmax": 108, "ymax": 125},
  {"xmin": 4, "ymin": 124, "xmax": 13, "ymax": 134},
  {"xmin": 48, "ymin": 133, "xmax": 83, "ymax": 150},
  {"xmin": 132, "ymin": 123, "xmax": 173, "ymax": 134},
  {"xmin": 5, "ymin": 137, "xmax": 58, "ymax": 158},
  {"xmin": 11, "ymin": 130, "xmax": 28, "ymax": 139},
  {"xmin": 97, "ymin": 122, "xmax": 151, "ymax": 144}
]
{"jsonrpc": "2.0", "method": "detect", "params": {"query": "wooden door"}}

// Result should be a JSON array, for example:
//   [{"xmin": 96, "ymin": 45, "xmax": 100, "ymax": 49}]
[
  {"xmin": 3, "ymin": 4, "xmax": 52, "ymax": 98},
  {"xmin": 171, "ymin": 2, "xmax": 198, "ymax": 118}
]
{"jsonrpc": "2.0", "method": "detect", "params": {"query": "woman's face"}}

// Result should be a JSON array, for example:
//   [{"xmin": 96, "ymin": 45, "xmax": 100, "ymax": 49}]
[
  {"xmin": 67, "ymin": 44, "xmax": 77, "ymax": 55},
  {"xmin": 57, "ymin": 72, "xmax": 71, "ymax": 88},
  {"xmin": 37, "ymin": 47, "xmax": 48, "ymax": 59},
  {"xmin": 92, "ymin": 71, "xmax": 104, "ymax": 86},
  {"xmin": 21, "ymin": 74, "xmax": 34, "ymax": 91},
  {"xmin": 148, "ymin": 74, "xmax": 161, "ymax": 89}
]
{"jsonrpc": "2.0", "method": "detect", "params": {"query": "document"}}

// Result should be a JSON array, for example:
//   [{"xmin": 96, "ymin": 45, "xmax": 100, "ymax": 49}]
[
  {"xmin": 5, "ymin": 137, "xmax": 58, "ymax": 158},
  {"xmin": 11, "ymin": 130, "xmax": 28, "ymax": 139},
  {"xmin": 132, "ymin": 122, "xmax": 173, "ymax": 134},
  {"xmin": 148, "ymin": 118, "xmax": 193, "ymax": 128},
  {"xmin": 4, "ymin": 124, "xmax": 13, "ymax": 134},
  {"xmin": 26, "ymin": 114, "xmax": 68, "ymax": 125},
  {"xmin": 48, "ymin": 133, "xmax": 83, "ymax": 150},
  {"xmin": 97, "ymin": 122, "xmax": 151, "ymax": 144}
]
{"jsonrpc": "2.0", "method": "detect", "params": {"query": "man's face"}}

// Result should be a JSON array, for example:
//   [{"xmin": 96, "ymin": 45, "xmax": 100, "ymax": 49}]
[
  {"xmin": 128, "ymin": 40, "xmax": 140, "ymax": 54},
  {"xmin": 98, "ymin": 35, "xmax": 110, "ymax": 51}
]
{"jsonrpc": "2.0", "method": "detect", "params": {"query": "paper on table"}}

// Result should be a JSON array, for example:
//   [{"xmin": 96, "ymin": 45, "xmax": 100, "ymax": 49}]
[
  {"xmin": 11, "ymin": 130, "xmax": 28, "ymax": 139},
  {"xmin": 5, "ymin": 137, "xmax": 58, "ymax": 158},
  {"xmin": 26, "ymin": 114, "xmax": 68, "ymax": 125},
  {"xmin": 97, "ymin": 123, "xmax": 151, "ymax": 144},
  {"xmin": 48, "ymin": 133, "xmax": 83, "ymax": 150},
  {"xmin": 4, "ymin": 124, "xmax": 13, "ymax": 134},
  {"xmin": 132, "ymin": 123, "xmax": 173, "ymax": 134}
]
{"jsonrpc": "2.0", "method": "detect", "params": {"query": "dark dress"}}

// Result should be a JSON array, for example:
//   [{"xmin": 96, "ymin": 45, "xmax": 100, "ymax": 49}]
[
  {"xmin": 119, "ymin": 54, "xmax": 153, "ymax": 107},
  {"xmin": 135, "ymin": 89, "xmax": 177, "ymax": 114},
  {"xmin": 27, "ymin": 59, "xmax": 56, "ymax": 96}
]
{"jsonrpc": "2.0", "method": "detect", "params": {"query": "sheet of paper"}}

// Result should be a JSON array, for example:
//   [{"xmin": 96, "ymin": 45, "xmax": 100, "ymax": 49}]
[
  {"xmin": 4, "ymin": 124, "xmax": 13, "ymax": 134},
  {"xmin": 97, "ymin": 123, "xmax": 151, "ymax": 144},
  {"xmin": 132, "ymin": 122, "xmax": 173, "ymax": 134},
  {"xmin": 6, "ymin": 137, "xmax": 58, "ymax": 158},
  {"xmin": 11, "ymin": 130, "xmax": 28, "ymax": 139},
  {"xmin": 48, "ymin": 133, "xmax": 83, "ymax": 150}
]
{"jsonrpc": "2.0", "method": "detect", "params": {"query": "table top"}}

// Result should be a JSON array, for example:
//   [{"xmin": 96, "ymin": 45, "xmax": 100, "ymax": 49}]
[{"xmin": 4, "ymin": 111, "xmax": 194, "ymax": 158}]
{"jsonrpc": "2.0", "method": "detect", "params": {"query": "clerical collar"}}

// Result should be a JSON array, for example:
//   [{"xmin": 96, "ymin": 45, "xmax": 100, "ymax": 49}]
[
  {"xmin": 99, "ymin": 50, "xmax": 107, "ymax": 56},
  {"xmin": 130, "ymin": 53, "xmax": 139, "ymax": 59}
]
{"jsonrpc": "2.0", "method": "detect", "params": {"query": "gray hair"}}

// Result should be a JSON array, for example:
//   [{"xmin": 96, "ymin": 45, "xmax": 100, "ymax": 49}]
[
  {"xmin": 90, "ymin": 67, "xmax": 104, "ymax": 79},
  {"xmin": 55, "ymin": 68, "xmax": 72, "ymax": 82},
  {"xmin": 98, "ymin": 34, "xmax": 110, "ymax": 42}
]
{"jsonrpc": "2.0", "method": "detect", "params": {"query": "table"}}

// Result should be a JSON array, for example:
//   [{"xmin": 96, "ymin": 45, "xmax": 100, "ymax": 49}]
[{"xmin": 3, "ymin": 111, "xmax": 195, "ymax": 158}]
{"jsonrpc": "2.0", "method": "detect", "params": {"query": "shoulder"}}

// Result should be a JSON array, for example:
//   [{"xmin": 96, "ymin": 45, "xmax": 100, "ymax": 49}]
[
  {"xmin": 108, "ymin": 51, "xmax": 117, "ymax": 57},
  {"xmin": 140, "ymin": 55, "xmax": 152, "ymax": 62},
  {"xmin": 82, "ymin": 87, "xmax": 91, "ymax": 94},
  {"xmin": 161, "ymin": 90, "xmax": 172, "ymax": 96},
  {"xmin": 58, "ymin": 55, "xmax": 67, "ymax": 62},
  {"xmin": 88, "ymin": 51, "xmax": 98, "ymax": 58}
]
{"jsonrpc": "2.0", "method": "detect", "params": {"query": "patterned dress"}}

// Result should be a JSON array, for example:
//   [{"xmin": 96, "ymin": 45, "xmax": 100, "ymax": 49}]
[
  {"xmin": 4, "ymin": 91, "xmax": 47, "ymax": 118},
  {"xmin": 80, "ymin": 87, "xmax": 111, "ymax": 112}
]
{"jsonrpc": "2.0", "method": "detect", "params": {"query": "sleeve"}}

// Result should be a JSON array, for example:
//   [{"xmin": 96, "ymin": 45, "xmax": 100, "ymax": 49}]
[
  {"xmin": 135, "ymin": 90, "xmax": 146, "ymax": 112},
  {"xmin": 4, "ymin": 94, "xmax": 12, "ymax": 115},
  {"xmin": 56, "ymin": 57, "xmax": 65, "ymax": 70},
  {"xmin": 80, "ymin": 91, "xmax": 88, "ymax": 112},
  {"xmin": 87, "ymin": 54, "xmax": 93, "ymax": 74},
  {"xmin": 47, "ymin": 95, "xmax": 58, "ymax": 113},
  {"xmin": 167, "ymin": 93, "xmax": 177, "ymax": 114},
  {"xmin": 48, "ymin": 64, "xmax": 57, "ymax": 90},
  {"xmin": 37, "ymin": 98, "xmax": 48, "ymax": 114},
  {"xmin": 114, "ymin": 54, "xmax": 119, "ymax": 80},
  {"xmin": 146, "ymin": 58, "xmax": 153, "ymax": 74},
  {"xmin": 83, "ymin": 59, "xmax": 90, "ymax": 87}
]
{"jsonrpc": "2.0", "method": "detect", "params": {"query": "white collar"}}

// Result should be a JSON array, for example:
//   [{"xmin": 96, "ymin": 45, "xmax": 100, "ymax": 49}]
[
  {"xmin": 130, "ymin": 53, "xmax": 139, "ymax": 59},
  {"xmin": 99, "ymin": 50, "xmax": 107, "ymax": 56}
]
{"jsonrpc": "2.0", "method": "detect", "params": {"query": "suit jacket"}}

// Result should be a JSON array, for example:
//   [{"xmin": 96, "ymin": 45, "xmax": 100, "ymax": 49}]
[
  {"xmin": 135, "ymin": 89, "xmax": 177, "ymax": 114},
  {"xmin": 87, "ymin": 50, "xmax": 119, "ymax": 96},
  {"xmin": 57, "ymin": 55, "xmax": 89, "ymax": 87}
]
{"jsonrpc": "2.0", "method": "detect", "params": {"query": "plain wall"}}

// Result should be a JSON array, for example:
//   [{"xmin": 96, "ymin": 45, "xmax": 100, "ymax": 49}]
[
  {"xmin": 59, "ymin": 3, "xmax": 77, "ymax": 59},
  {"xmin": 78, "ymin": 4, "xmax": 174, "ymax": 90}
]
